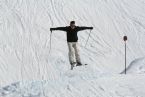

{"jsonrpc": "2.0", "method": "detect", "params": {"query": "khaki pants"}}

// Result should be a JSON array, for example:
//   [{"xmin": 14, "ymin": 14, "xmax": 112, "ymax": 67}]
[{"xmin": 67, "ymin": 42, "xmax": 81, "ymax": 64}]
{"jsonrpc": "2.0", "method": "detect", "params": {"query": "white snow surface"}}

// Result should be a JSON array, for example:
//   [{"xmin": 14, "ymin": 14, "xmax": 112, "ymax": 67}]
[{"xmin": 0, "ymin": 0, "xmax": 145, "ymax": 97}]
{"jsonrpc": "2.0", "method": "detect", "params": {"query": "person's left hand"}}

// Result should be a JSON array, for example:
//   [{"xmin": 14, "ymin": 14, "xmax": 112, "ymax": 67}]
[{"xmin": 90, "ymin": 27, "xmax": 93, "ymax": 30}]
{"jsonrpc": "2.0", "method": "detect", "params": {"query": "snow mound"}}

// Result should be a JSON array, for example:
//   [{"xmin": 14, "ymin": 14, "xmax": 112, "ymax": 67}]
[
  {"xmin": 126, "ymin": 57, "xmax": 145, "ymax": 74},
  {"xmin": 1, "ymin": 74, "xmax": 145, "ymax": 97}
]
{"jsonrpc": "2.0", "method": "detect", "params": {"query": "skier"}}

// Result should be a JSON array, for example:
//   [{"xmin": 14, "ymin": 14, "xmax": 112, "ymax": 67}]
[{"xmin": 50, "ymin": 21, "xmax": 93, "ymax": 67}]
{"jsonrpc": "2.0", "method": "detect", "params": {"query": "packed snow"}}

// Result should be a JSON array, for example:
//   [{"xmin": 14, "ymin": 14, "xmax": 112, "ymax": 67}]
[
  {"xmin": 0, "ymin": 0, "xmax": 145, "ymax": 97},
  {"xmin": 1, "ymin": 73, "xmax": 145, "ymax": 97}
]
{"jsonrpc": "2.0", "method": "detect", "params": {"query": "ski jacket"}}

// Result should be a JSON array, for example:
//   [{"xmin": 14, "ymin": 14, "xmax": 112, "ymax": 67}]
[{"xmin": 50, "ymin": 26, "xmax": 93, "ymax": 42}]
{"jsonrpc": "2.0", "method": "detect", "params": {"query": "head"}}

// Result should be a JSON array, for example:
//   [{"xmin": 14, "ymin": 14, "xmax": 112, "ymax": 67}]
[{"xmin": 70, "ymin": 21, "xmax": 75, "ymax": 29}]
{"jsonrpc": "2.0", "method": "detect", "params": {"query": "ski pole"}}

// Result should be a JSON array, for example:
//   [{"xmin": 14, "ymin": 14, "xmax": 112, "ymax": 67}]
[
  {"xmin": 123, "ymin": 36, "xmax": 127, "ymax": 74},
  {"xmin": 85, "ymin": 30, "xmax": 92, "ymax": 48},
  {"xmin": 49, "ymin": 31, "xmax": 52, "ymax": 54}
]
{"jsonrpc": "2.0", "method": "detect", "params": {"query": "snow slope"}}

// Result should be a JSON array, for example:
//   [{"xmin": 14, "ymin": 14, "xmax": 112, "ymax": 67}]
[
  {"xmin": 1, "ymin": 73, "xmax": 145, "ymax": 97},
  {"xmin": 0, "ymin": 0, "xmax": 145, "ymax": 96}
]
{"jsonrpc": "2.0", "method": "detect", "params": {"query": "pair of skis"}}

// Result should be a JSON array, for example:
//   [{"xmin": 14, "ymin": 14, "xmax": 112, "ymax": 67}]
[{"xmin": 71, "ymin": 64, "xmax": 88, "ymax": 70}]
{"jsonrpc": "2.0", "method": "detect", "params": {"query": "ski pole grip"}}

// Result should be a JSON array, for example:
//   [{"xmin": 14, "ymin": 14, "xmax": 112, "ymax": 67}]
[{"xmin": 123, "ymin": 36, "xmax": 127, "ymax": 41}]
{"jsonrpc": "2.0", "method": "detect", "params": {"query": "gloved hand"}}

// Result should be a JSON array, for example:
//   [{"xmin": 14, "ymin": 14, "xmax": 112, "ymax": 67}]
[
  {"xmin": 50, "ymin": 28, "xmax": 53, "ymax": 32},
  {"xmin": 90, "ymin": 27, "xmax": 93, "ymax": 30}
]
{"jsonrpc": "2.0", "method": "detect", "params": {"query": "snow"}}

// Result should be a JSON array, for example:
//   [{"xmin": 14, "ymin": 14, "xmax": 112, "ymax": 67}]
[
  {"xmin": 1, "ymin": 73, "xmax": 145, "ymax": 97},
  {"xmin": 0, "ymin": 0, "xmax": 145, "ymax": 97}
]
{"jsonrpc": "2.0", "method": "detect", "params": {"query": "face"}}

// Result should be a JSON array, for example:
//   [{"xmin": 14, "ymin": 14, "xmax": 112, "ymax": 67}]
[{"xmin": 70, "ymin": 23, "xmax": 75, "ymax": 29}]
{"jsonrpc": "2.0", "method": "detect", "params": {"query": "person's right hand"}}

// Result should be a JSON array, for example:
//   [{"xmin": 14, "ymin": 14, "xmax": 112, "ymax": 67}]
[{"xmin": 50, "ymin": 28, "xmax": 53, "ymax": 32}]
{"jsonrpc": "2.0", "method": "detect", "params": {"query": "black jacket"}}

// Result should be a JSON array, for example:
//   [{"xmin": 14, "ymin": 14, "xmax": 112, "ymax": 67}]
[{"xmin": 50, "ymin": 26, "xmax": 93, "ymax": 42}]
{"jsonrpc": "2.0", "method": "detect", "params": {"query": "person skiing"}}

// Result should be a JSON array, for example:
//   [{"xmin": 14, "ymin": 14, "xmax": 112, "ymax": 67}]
[{"xmin": 50, "ymin": 21, "xmax": 93, "ymax": 67}]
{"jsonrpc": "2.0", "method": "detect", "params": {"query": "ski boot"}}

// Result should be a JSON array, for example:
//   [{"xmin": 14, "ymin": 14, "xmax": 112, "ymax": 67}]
[
  {"xmin": 70, "ymin": 62, "xmax": 76, "ymax": 70},
  {"xmin": 76, "ymin": 62, "xmax": 82, "ymax": 66}
]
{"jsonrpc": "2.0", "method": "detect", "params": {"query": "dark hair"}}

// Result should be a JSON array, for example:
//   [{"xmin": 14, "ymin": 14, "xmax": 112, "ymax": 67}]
[{"xmin": 70, "ymin": 21, "xmax": 75, "ymax": 24}]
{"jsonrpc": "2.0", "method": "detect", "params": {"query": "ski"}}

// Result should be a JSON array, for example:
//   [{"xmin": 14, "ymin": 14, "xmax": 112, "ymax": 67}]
[{"xmin": 70, "ymin": 64, "xmax": 88, "ymax": 70}]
